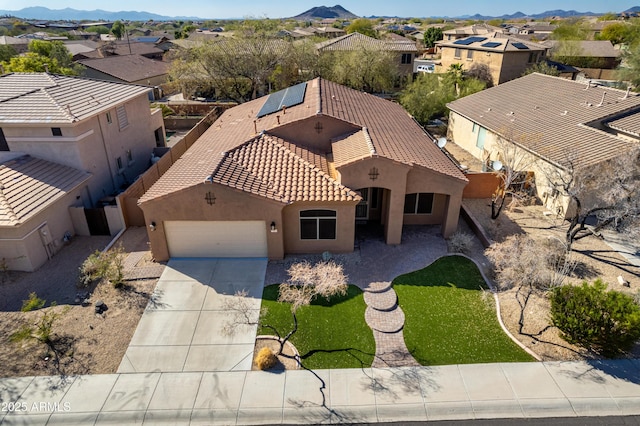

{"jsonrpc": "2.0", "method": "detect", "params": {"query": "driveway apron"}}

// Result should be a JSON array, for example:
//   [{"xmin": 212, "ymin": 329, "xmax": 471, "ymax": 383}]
[{"xmin": 118, "ymin": 258, "xmax": 267, "ymax": 373}]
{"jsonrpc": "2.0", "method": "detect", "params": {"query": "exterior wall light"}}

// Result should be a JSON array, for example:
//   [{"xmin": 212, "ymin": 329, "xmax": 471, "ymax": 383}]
[
  {"xmin": 270, "ymin": 221, "xmax": 278, "ymax": 233},
  {"xmin": 149, "ymin": 221, "xmax": 156, "ymax": 231}
]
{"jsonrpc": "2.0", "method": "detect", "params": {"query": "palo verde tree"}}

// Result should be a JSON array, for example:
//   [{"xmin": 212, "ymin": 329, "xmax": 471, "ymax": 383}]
[
  {"xmin": 2, "ymin": 40, "xmax": 82, "ymax": 75},
  {"xmin": 546, "ymin": 148, "xmax": 640, "ymax": 250}
]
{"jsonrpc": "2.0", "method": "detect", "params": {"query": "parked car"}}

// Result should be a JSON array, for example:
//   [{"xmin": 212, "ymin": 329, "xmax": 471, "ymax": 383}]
[{"xmin": 417, "ymin": 64, "xmax": 435, "ymax": 73}]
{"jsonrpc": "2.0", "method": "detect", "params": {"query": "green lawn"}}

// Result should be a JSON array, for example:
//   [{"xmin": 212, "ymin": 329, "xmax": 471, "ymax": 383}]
[
  {"xmin": 258, "ymin": 284, "xmax": 375, "ymax": 369},
  {"xmin": 394, "ymin": 255, "xmax": 534, "ymax": 365}
]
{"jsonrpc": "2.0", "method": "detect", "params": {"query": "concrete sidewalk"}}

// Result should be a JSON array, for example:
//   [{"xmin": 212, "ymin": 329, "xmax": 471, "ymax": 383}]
[
  {"xmin": 118, "ymin": 258, "xmax": 267, "ymax": 373},
  {"xmin": 1, "ymin": 359, "xmax": 639, "ymax": 424}
]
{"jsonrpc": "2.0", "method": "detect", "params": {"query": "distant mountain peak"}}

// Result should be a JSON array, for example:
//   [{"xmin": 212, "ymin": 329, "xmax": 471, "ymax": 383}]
[{"xmin": 292, "ymin": 5, "xmax": 358, "ymax": 20}]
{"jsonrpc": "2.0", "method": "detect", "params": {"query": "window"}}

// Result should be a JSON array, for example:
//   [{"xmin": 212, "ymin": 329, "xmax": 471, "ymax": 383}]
[
  {"xmin": 528, "ymin": 52, "xmax": 538, "ymax": 63},
  {"xmin": 106, "ymin": 112, "xmax": 112, "ymax": 124},
  {"xmin": 51, "ymin": 127, "xmax": 62, "ymax": 136},
  {"xmin": 0, "ymin": 128, "xmax": 8, "ymax": 151},
  {"xmin": 404, "ymin": 193, "xmax": 434, "ymax": 214},
  {"xmin": 116, "ymin": 156, "xmax": 123, "ymax": 171},
  {"xmin": 126, "ymin": 149, "xmax": 133, "ymax": 165},
  {"xmin": 300, "ymin": 210, "xmax": 336, "ymax": 240},
  {"xmin": 116, "ymin": 105, "xmax": 128, "ymax": 130},
  {"xmin": 476, "ymin": 126, "xmax": 487, "ymax": 149},
  {"xmin": 401, "ymin": 53, "xmax": 412, "ymax": 64},
  {"xmin": 454, "ymin": 48, "xmax": 461, "ymax": 58},
  {"xmin": 467, "ymin": 49, "xmax": 474, "ymax": 60}
]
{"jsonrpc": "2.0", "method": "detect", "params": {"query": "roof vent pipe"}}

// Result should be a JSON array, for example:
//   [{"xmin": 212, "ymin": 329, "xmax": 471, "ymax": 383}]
[
  {"xmin": 619, "ymin": 86, "xmax": 630, "ymax": 100},
  {"xmin": 596, "ymin": 92, "xmax": 606, "ymax": 107}
]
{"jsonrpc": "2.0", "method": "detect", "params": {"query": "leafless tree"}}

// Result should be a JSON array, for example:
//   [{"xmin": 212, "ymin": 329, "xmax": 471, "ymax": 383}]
[
  {"xmin": 546, "ymin": 148, "xmax": 640, "ymax": 249},
  {"xmin": 489, "ymin": 131, "xmax": 538, "ymax": 219},
  {"xmin": 223, "ymin": 260, "xmax": 348, "ymax": 356},
  {"xmin": 486, "ymin": 234, "xmax": 576, "ymax": 340}
]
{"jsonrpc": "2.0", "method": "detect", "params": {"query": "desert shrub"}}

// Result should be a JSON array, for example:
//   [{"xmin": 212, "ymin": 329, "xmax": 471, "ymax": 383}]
[
  {"xmin": 550, "ymin": 279, "xmax": 640, "ymax": 356},
  {"xmin": 486, "ymin": 234, "xmax": 574, "ymax": 291},
  {"xmin": 11, "ymin": 309, "xmax": 61, "ymax": 345},
  {"xmin": 21, "ymin": 292, "xmax": 46, "ymax": 312},
  {"xmin": 79, "ymin": 245, "xmax": 125, "ymax": 288},
  {"xmin": 255, "ymin": 346, "xmax": 277, "ymax": 370},
  {"xmin": 447, "ymin": 232, "xmax": 474, "ymax": 254}
]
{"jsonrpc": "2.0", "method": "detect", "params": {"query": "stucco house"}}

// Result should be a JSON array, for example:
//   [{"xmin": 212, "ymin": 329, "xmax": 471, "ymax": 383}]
[
  {"xmin": 0, "ymin": 73, "xmax": 165, "ymax": 270},
  {"xmin": 316, "ymin": 32, "xmax": 418, "ymax": 80},
  {"xmin": 442, "ymin": 24, "xmax": 503, "ymax": 42},
  {"xmin": 139, "ymin": 78, "xmax": 467, "ymax": 261},
  {"xmin": 437, "ymin": 33, "xmax": 549, "ymax": 86},
  {"xmin": 446, "ymin": 73, "xmax": 640, "ymax": 216}
]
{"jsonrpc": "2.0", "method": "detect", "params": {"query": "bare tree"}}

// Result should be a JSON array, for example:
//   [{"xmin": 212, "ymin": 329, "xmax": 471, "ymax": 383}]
[
  {"xmin": 489, "ymin": 131, "xmax": 538, "ymax": 219},
  {"xmin": 486, "ymin": 234, "xmax": 575, "ymax": 339},
  {"xmin": 224, "ymin": 260, "xmax": 348, "ymax": 356},
  {"xmin": 546, "ymin": 148, "xmax": 640, "ymax": 249}
]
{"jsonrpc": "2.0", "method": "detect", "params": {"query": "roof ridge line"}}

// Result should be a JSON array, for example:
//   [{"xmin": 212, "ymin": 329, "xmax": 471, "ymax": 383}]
[
  {"xmin": 42, "ymin": 84, "xmax": 78, "ymax": 122},
  {"xmin": 0, "ymin": 166, "xmax": 21, "ymax": 225},
  {"xmin": 362, "ymin": 127, "xmax": 377, "ymax": 156}
]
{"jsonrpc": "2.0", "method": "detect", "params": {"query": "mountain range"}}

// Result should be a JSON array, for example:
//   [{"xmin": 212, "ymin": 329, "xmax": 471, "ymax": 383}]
[{"xmin": 0, "ymin": 5, "xmax": 635, "ymax": 22}]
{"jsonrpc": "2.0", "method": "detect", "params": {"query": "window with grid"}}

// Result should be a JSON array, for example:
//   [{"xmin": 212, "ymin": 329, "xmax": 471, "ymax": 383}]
[
  {"xmin": 454, "ymin": 48, "xmax": 461, "ymax": 58},
  {"xmin": 401, "ymin": 53, "xmax": 412, "ymax": 64},
  {"xmin": 403, "ymin": 193, "xmax": 434, "ymax": 214},
  {"xmin": 300, "ymin": 210, "xmax": 336, "ymax": 240}
]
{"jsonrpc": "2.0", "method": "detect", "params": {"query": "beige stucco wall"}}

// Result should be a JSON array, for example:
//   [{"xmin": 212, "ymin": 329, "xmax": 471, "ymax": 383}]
[
  {"xmin": 337, "ymin": 157, "xmax": 410, "ymax": 244},
  {"xmin": 439, "ymin": 46, "xmax": 544, "ymax": 85},
  {"xmin": 448, "ymin": 110, "xmax": 574, "ymax": 216},
  {"xmin": 4, "ymin": 94, "xmax": 163, "ymax": 206},
  {"xmin": 0, "ymin": 185, "xmax": 87, "ymax": 271},
  {"xmin": 140, "ymin": 183, "xmax": 286, "ymax": 261},
  {"xmin": 269, "ymin": 116, "xmax": 359, "ymax": 153},
  {"xmin": 282, "ymin": 201, "xmax": 358, "ymax": 254}
]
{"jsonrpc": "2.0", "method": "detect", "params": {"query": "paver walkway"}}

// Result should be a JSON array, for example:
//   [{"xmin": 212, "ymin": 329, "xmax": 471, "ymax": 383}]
[{"xmin": 363, "ymin": 281, "xmax": 419, "ymax": 367}]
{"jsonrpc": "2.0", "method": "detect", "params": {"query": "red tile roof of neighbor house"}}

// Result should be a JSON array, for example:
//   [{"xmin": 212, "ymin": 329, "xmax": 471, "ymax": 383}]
[
  {"xmin": 140, "ymin": 78, "xmax": 466, "ymax": 204},
  {"xmin": 316, "ymin": 32, "xmax": 418, "ymax": 52},
  {"xmin": 78, "ymin": 54, "xmax": 170, "ymax": 82},
  {"xmin": 0, "ymin": 154, "xmax": 91, "ymax": 227},
  {"xmin": 447, "ymin": 73, "xmax": 640, "ymax": 169}
]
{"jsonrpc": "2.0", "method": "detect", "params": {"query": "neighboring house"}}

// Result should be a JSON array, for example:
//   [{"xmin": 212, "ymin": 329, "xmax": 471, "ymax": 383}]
[
  {"xmin": 316, "ymin": 32, "xmax": 418, "ymax": 78},
  {"xmin": 0, "ymin": 72, "xmax": 165, "ymax": 218},
  {"xmin": 446, "ymin": 73, "xmax": 640, "ymax": 216},
  {"xmin": 437, "ymin": 33, "xmax": 549, "ymax": 85},
  {"xmin": 64, "ymin": 40, "xmax": 101, "ymax": 60},
  {"xmin": 542, "ymin": 40, "xmax": 621, "ymax": 80},
  {"xmin": 139, "ymin": 78, "xmax": 467, "ymax": 261},
  {"xmin": 77, "ymin": 54, "xmax": 170, "ymax": 92},
  {"xmin": 506, "ymin": 23, "xmax": 557, "ymax": 40},
  {"xmin": 442, "ymin": 24, "xmax": 503, "ymax": 41},
  {"xmin": 79, "ymin": 41, "xmax": 164, "ymax": 60},
  {"xmin": 0, "ymin": 153, "xmax": 91, "ymax": 271},
  {"xmin": 0, "ymin": 36, "xmax": 28, "ymax": 54}
]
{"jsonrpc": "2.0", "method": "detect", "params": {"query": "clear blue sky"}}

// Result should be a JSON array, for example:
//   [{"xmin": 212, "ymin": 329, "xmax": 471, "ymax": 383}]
[{"xmin": 0, "ymin": 1, "xmax": 635, "ymax": 19}]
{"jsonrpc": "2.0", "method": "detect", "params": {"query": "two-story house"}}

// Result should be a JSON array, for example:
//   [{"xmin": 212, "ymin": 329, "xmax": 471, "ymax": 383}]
[{"xmin": 0, "ymin": 73, "xmax": 165, "ymax": 271}]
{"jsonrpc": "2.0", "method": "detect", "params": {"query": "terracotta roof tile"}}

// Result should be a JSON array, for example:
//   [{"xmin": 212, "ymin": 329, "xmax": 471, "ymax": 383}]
[
  {"xmin": 77, "ymin": 54, "xmax": 170, "ymax": 82},
  {"xmin": 140, "ymin": 77, "xmax": 466, "ymax": 203},
  {"xmin": 447, "ymin": 73, "xmax": 640, "ymax": 169},
  {"xmin": 316, "ymin": 32, "xmax": 417, "ymax": 52}
]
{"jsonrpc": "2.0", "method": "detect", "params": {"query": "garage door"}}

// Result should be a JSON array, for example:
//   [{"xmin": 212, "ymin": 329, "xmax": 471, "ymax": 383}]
[{"xmin": 164, "ymin": 221, "xmax": 268, "ymax": 258}]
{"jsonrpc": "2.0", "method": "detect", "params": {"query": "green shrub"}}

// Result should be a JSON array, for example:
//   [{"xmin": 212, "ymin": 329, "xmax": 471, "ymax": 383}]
[
  {"xmin": 79, "ymin": 245, "xmax": 125, "ymax": 288},
  {"xmin": 550, "ymin": 279, "xmax": 640, "ymax": 357},
  {"xmin": 21, "ymin": 292, "xmax": 45, "ymax": 312},
  {"xmin": 11, "ymin": 309, "xmax": 61, "ymax": 345}
]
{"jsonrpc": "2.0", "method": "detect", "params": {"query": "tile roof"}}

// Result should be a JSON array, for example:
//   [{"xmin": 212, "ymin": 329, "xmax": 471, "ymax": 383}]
[
  {"xmin": 0, "ymin": 154, "xmax": 91, "ymax": 227},
  {"xmin": 438, "ymin": 32, "xmax": 548, "ymax": 52},
  {"xmin": 541, "ymin": 40, "xmax": 621, "ymax": 58},
  {"xmin": 0, "ymin": 73, "xmax": 151, "ymax": 124},
  {"xmin": 447, "ymin": 73, "xmax": 640, "ymax": 169},
  {"xmin": 78, "ymin": 55, "xmax": 170, "ymax": 82},
  {"xmin": 443, "ymin": 24, "xmax": 503, "ymax": 36},
  {"xmin": 214, "ymin": 135, "xmax": 358, "ymax": 202},
  {"xmin": 140, "ymin": 77, "xmax": 465, "ymax": 204},
  {"xmin": 605, "ymin": 110, "xmax": 640, "ymax": 137},
  {"xmin": 316, "ymin": 32, "xmax": 417, "ymax": 52}
]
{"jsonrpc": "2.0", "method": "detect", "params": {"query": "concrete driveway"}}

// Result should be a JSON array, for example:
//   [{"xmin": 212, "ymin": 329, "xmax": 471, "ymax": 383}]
[{"xmin": 118, "ymin": 258, "xmax": 267, "ymax": 373}]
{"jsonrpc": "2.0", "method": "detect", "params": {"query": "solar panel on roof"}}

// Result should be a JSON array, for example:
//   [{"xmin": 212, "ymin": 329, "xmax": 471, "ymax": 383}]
[
  {"xmin": 453, "ymin": 38, "xmax": 474, "ymax": 45},
  {"xmin": 512, "ymin": 42, "xmax": 529, "ymax": 50},
  {"xmin": 482, "ymin": 42, "xmax": 502, "ymax": 48},
  {"xmin": 256, "ymin": 82, "xmax": 307, "ymax": 118}
]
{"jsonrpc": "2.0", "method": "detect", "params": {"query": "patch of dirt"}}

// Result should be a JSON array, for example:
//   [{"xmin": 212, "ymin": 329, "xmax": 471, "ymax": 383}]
[
  {"xmin": 463, "ymin": 198, "xmax": 640, "ymax": 361},
  {"xmin": 0, "ymin": 229, "xmax": 161, "ymax": 378},
  {"xmin": 252, "ymin": 336, "xmax": 299, "ymax": 371}
]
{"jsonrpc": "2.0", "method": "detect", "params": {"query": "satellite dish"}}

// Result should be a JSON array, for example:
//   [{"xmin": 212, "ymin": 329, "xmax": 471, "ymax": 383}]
[
  {"xmin": 437, "ymin": 137, "xmax": 447, "ymax": 148},
  {"xmin": 492, "ymin": 160, "xmax": 503, "ymax": 171}
]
